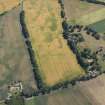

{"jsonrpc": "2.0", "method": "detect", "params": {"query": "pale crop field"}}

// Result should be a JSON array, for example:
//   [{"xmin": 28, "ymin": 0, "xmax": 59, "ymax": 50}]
[
  {"xmin": 64, "ymin": 0, "xmax": 105, "ymax": 25},
  {"xmin": 23, "ymin": 0, "xmax": 85, "ymax": 86},
  {"xmin": 72, "ymin": 8, "xmax": 105, "ymax": 25},
  {"xmin": 0, "ymin": 0, "xmax": 20, "ymax": 14}
]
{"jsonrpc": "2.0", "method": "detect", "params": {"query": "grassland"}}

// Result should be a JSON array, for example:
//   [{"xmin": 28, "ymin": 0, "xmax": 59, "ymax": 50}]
[
  {"xmin": 0, "ymin": 5, "xmax": 37, "ymax": 100},
  {"xmin": 0, "ymin": 0, "xmax": 20, "ymax": 14},
  {"xmin": 23, "ymin": 0, "xmax": 85, "ymax": 86},
  {"xmin": 89, "ymin": 19, "xmax": 105, "ymax": 33}
]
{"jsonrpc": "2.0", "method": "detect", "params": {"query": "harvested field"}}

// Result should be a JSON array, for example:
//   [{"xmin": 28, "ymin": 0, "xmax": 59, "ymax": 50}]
[
  {"xmin": 89, "ymin": 18, "xmax": 105, "ymax": 33},
  {"xmin": 0, "ymin": 0, "xmax": 20, "ymax": 14},
  {"xmin": 0, "ymin": 5, "xmax": 37, "ymax": 100},
  {"xmin": 64, "ymin": 0, "xmax": 105, "ymax": 25},
  {"xmin": 23, "ymin": 0, "xmax": 85, "ymax": 86}
]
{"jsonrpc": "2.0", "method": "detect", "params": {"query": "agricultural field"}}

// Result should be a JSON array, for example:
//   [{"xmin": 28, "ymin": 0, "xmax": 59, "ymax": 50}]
[
  {"xmin": 78, "ymin": 74, "xmax": 105, "ymax": 105},
  {"xmin": 25, "ymin": 85, "xmax": 93, "ymax": 105},
  {"xmin": 98, "ymin": 0, "xmax": 105, "ymax": 3},
  {"xmin": 0, "ymin": 5, "xmax": 37, "ymax": 100},
  {"xmin": 25, "ymin": 74, "xmax": 105, "ymax": 105},
  {"xmin": 64, "ymin": 0, "xmax": 105, "ymax": 25},
  {"xmin": 89, "ymin": 19, "xmax": 105, "ymax": 33},
  {"xmin": 0, "ymin": 0, "xmax": 20, "ymax": 14},
  {"xmin": 23, "ymin": 0, "xmax": 85, "ymax": 86}
]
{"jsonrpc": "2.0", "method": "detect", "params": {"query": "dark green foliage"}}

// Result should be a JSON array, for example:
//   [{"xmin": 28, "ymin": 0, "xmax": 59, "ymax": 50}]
[
  {"xmin": 71, "ymin": 33, "xmax": 85, "ymax": 43},
  {"xmin": 20, "ymin": 11, "xmax": 46, "ymax": 93},
  {"xmin": 81, "ymin": 48, "xmax": 91, "ymax": 59},
  {"xmin": 61, "ymin": 9, "xmax": 65, "ymax": 18},
  {"xmin": 62, "ymin": 20, "xmax": 69, "ymax": 30},
  {"xmin": 20, "ymin": 11, "xmax": 29, "ymax": 38}
]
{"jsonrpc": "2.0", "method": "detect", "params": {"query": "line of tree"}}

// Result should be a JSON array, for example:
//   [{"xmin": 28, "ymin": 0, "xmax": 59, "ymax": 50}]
[
  {"xmin": 81, "ymin": 0, "xmax": 105, "ymax": 5},
  {"xmin": 84, "ymin": 27, "xmax": 101, "ymax": 40},
  {"xmin": 20, "ymin": 11, "xmax": 47, "ymax": 96}
]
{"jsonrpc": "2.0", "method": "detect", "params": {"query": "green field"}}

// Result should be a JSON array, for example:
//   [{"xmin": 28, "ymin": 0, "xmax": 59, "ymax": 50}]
[{"xmin": 89, "ymin": 18, "xmax": 105, "ymax": 33}]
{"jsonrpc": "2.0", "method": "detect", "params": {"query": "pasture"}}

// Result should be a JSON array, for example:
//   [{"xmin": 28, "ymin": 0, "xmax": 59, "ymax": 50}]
[
  {"xmin": 23, "ymin": 0, "xmax": 85, "ymax": 86},
  {"xmin": 0, "ymin": 5, "xmax": 37, "ymax": 100},
  {"xmin": 89, "ymin": 19, "xmax": 105, "ymax": 33},
  {"xmin": 64, "ymin": 0, "xmax": 105, "ymax": 25}
]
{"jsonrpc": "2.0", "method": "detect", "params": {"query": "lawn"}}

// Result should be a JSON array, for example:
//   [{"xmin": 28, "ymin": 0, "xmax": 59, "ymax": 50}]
[{"xmin": 23, "ymin": 0, "xmax": 85, "ymax": 86}]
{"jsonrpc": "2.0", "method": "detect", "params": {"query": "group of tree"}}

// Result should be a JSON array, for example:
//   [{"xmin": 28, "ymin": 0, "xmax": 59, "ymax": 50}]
[
  {"xmin": 79, "ymin": 48, "xmax": 101, "ymax": 72},
  {"xmin": 20, "ymin": 11, "xmax": 29, "ymax": 38},
  {"xmin": 84, "ymin": 27, "xmax": 101, "ymax": 40}
]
